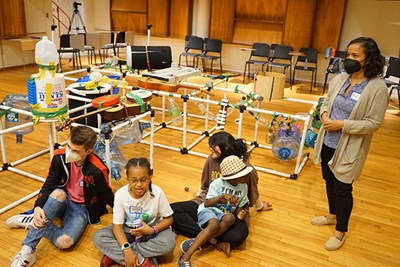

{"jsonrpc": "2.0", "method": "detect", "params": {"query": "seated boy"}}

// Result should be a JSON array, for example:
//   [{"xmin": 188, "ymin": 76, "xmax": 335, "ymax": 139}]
[{"xmin": 178, "ymin": 155, "xmax": 251, "ymax": 267}]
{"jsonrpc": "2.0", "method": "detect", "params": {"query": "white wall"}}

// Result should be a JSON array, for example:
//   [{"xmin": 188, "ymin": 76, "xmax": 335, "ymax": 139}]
[
  {"xmin": 24, "ymin": 0, "xmax": 47, "ymax": 34},
  {"xmin": 340, "ymin": 0, "xmax": 400, "ymax": 57}
]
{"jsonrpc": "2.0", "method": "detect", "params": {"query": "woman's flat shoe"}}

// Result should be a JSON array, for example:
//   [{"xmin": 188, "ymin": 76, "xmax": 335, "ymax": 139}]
[
  {"xmin": 311, "ymin": 216, "xmax": 337, "ymax": 226},
  {"xmin": 324, "ymin": 235, "xmax": 345, "ymax": 251}
]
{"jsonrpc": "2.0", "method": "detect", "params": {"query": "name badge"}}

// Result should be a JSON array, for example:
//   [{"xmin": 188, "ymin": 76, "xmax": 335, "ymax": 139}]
[
  {"xmin": 79, "ymin": 180, "xmax": 84, "ymax": 187},
  {"xmin": 350, "ymin": 92, "xmax": 360, "ymax": 101}
]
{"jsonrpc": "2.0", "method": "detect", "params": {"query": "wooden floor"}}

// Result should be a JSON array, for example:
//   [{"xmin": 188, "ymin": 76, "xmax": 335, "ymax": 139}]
[{"xmin": 0, "ymin": 60, "xmax": 399, "ymax": 267}]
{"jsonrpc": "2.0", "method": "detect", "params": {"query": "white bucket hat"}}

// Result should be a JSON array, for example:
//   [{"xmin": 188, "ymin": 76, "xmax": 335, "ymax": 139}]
[{"xmin": 220, "ymin": 155, "xmax": 253, "ymax": 180}]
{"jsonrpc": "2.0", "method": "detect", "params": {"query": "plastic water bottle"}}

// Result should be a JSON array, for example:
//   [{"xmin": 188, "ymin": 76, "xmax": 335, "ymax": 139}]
[
  {"xmin": 330, "ymin": 47, "xmax": 336, "ymax": 58},
  {"xmin": 167, "ymin": 98, "xmax": 182, "ymax": 126},
  {"xmin": 2, "ymin": 94, "xmax": 34, "ymax": 143},
  {"xmin": 304, "ymin": 59, "xmax": 308, "ymax": 70},
  {"xmin": 196, "ymin": 102, "xmax": 214, "ymax": 120},
  {"xmin": 135, "ymin": 213, "xmax": 150, "ymax": 244},
  {"xmin": 325, "ymin": 46, "xmax": 331, "ymax": 58},
  {"xmin": 110, "ymin": 161, "xmax": 121, "ymax": 180}
]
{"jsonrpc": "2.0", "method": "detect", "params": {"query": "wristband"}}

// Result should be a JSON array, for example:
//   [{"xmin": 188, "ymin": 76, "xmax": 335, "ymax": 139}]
[{"xmin": 152, "ymin": 226, "xmax": 159, "ymax": 236}]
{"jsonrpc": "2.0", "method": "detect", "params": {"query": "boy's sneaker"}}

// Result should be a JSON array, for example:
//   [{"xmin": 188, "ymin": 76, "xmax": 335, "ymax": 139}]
[
  {"xmin": 137, "ymin": 253, "xmax": 157, "ymax": 267},
  {"xmin": 6, "ymin": 213, "xmax": 34, "ymax": 229},
  {"xmin": 100, "ymin": 254, "xmax": 115, "ymax": 267},
  {"xmin": 10, "ymin": 251, "xmax": 36, "ymax": 267},
  {"xmin": 180, "ymin": 238, "xmax": 195, "ymax": 254},
  {"xmin": 178, "ymin": 256, "xmax": 192, "ymax": 267}
]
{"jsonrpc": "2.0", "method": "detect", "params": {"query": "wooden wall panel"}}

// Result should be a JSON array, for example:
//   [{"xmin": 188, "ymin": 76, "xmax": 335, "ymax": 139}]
[
  {"xmin": 109, "ymin": 0, "xmax": 345, "ymax": 48},
  {"xmin": 148, "ymin": 0, "xmax": 169, "ymax": 37},
  {"xmin": 111, "ymin": 0, "xmax": 147, "ymax": 33},
  {"xmin": 231, "ymin": 0, "xmax": 287, "ymax": 45},
  {"xmin": 233, "ymin": 21, "xmax": 283, "ymax": 45},
  {"xmin": 111, "ymin": 0, "xmax": 147, "ymax": 12},
  {"xmin": 0, "ymin": 1, "xmax": 3, "ymax": 37},
  {"xmin": 111, "ymin": 13, "xmax": 147, "ymax": 34},
  {"xmin": 169, "ymin": 0, "xmax": 190, "ymax": 38},
  {"xmin": 283, "ymin": 0, "xmax": 316, "ymax": 50},
  {"xmin": 235, "ymin": 0, "xmax": 286, "ymax": 22},
  {"xmin": 311, "ymin": 0, "xmax": 346, "ymax": 53},
  {"xmin": 209, "ymin": 0, "xmax": 235, "ymax": 42},
  {"xmin": 0, "ymin": 0, "xmax": 26, "ymax": 37}
]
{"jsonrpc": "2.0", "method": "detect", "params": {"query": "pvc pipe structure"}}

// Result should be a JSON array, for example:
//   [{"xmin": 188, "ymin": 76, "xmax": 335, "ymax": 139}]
[
  {"xmin": 0, "ymin": 189, "xmax": 41, "ymax": 214},
  {"xmin": 59, "ymin": 66, "xmax": 319, "ymax": 180}
]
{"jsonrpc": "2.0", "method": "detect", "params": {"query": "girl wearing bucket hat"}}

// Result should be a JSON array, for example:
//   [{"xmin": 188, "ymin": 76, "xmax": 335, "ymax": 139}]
[
  {"xmin": 178, "ymin": 155, "xmax": 251, "ymax": 267},
  {"xmin": 171, "ymin": 131, "xmax": 272, "ymax": 250}
]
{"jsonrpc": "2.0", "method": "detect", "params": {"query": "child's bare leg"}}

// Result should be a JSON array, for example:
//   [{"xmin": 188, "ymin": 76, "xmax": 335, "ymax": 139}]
[
  {"xmin": 181, "ymin": 218, "xmax": 220, "ymax": 262},
  {"xmin": 212, "ymin": 213, "xmax": 235, "ymax": 237},
  {"xmin": 211, "ymin": 214, "xmax": 235, "ymax": 257}
]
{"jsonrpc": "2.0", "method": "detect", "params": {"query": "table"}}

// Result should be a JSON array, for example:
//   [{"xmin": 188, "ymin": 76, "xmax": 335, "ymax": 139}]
[
  {"xmin": 2, "ymin": 38, "xmax": 40, "ymax": 71},
  {"xmin": 288, "ymin": 51, "xmax": 304, "ymax": 85},
  {"xmin": 241, "ymin": 47, "xmax": 256, "ymax": 81}
]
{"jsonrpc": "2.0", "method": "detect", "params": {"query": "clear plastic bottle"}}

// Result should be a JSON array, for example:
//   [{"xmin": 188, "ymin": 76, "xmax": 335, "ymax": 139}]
[
  {"xmin": 196, "ymin": 101, "xmax": 214, "ymax": 120},
  {"xmin": 3, "ymin": 94, "xmax": 34, "ymax": 143},
  {"xmin": 304, "ymin": 58, "xmax": 308, "ymax": 69},
  {"xmin": 167, "ymin": 98, "xmax": 182, "ymax": 126},
  {"xmin": 110, "ymin": 161, "xmax": 122, "ymax": 180}
]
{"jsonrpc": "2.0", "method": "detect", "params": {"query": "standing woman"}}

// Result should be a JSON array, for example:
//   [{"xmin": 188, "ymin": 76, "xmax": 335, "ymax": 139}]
[{"xmin": 312, "ymin": 37, "xmax": 389, "ymax": 251}]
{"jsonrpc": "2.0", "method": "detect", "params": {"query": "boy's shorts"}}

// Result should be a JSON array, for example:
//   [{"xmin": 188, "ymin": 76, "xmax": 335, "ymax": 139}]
[{"xmin": 197, "ymin": 208, "xmax": 226, "ymax": 229}]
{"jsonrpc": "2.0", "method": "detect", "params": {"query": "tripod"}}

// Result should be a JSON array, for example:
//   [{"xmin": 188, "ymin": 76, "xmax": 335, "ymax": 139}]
[{"xmin": 68, "ymin": 2, "xmax": 86, "ymax": 34}]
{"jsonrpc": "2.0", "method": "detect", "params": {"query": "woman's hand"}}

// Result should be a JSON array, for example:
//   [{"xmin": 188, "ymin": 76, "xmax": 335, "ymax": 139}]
[
  {"xmin": 321, "ymin": 112, "xmax": 344, "ymax": 131},
  {"xmin": 237, "ymin": 206, "xmax": 250, "ymax": 221},
  {"xmin": 323, "ymin": 119, "xmax": 344, "ymax": 131},
  {"xmin": 32, "ymin": 207, "xmax": 48, "ymax": 229}
]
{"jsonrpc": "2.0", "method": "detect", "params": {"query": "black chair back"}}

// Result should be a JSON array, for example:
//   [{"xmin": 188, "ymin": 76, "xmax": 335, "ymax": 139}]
[
  {"xmin": 115, "ymin": 31, "xmax": 125, "ymax": 44},
  {"xmin": 187, "ymin": 36, "xmax": 204, "ymax": 52},
  {"xmin": 297, "ymin": 47, "xmax": 318, "ymax": 64},
  {"xmin": 335, "ymin": 50, "xmax": 347, "ymax": 59},
  {"xmin": 385, "ymin": 57, "xmax": 400, "ymax": 79},
  {"xmin": 204, "ymin": 38, "xmax": 222, "ymax": 54},
  {"xmin": 59, "ymin": 34, "xmax": 70, "ymax": 48},
  {"xmin": 250, "ymin": 43, "xmax": 270, "ymax": 59},
  {"xmin": 271, "ymin": 45, "xmax": 293, "ymax": 61}
]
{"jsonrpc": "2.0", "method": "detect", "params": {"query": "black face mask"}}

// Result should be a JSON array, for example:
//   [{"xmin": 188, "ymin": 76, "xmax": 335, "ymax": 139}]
[{"xmin": 343, "ymin": 58, "xmax": 362, "ymax": 74}]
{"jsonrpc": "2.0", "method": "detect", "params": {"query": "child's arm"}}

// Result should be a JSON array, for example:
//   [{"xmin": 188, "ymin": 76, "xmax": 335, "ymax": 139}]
[
  {"xmin": 130, "ymin": 215, "xmax": 174, "ymax": 237},
  {"xmin": 112, "ymin": 224, "xmax": 139, "ymax": 266},
  {"xmin": 154, "ymin": 215, "xmax": 173, "ymax": 233},
  {"xmin": 205, "ymin": 194, "xmax": 233, "ymax": 207}
]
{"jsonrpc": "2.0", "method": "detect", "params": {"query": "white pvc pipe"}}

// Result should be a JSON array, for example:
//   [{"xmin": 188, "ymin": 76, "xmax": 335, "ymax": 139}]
[
  {"xmin": 8, "ymin": 167, "xmax": 46, "ymax": 182},
  {"xmin": 11, "ymin": 148, "xmax": 51, "ymax": 166},
  {"xmin": 149, "ymin": 115, "xmax": 155, "ymax": 169},
  {"xmin": 0, "ymin": 189, "xmax": 41, "ymax": 214},
  {"xmin": 182, "ymin": 100, "xmax": 188, "ymax": 149},
  {"xmin": 253, "ymin": 165, "xmax": 291, "ymax": 178},
  {"xmin": 0, "ymin": 118, "xmax": 7, "ymax": 164}
]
